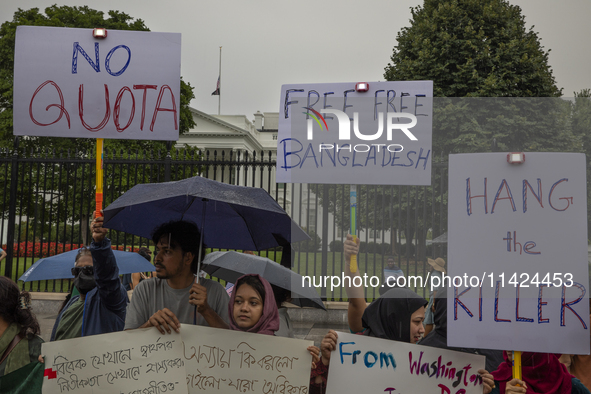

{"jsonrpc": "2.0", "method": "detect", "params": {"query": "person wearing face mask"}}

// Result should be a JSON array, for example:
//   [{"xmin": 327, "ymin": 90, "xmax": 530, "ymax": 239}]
[{"xmin": 50, "ymin": 212, "xmax": 127, "ymax": 341}]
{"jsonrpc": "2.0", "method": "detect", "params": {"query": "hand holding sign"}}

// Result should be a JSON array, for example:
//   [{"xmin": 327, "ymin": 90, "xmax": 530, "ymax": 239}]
[
  {"xmin": 320, "ymin": 329, "xmax": 338, "ymax": 366},
  {"xmin": 506, "ymin": 379, "xmax": 527, "ymax": 393},
  {"xmin": 144, "ymin": 308, "xmax": 181, "ymax": 334},
  {"xmin": 343, "ymin": 234, "xmax": 360, "ymax": 268},
  {"xmin": 479, "ymin": 369, "xmax": 496, "ymax": 394}
]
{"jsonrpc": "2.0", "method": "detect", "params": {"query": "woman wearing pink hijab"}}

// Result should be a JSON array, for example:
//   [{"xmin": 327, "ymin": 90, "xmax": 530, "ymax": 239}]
[
  {"xmin": 228, "ymin": 274, "xmax": 281, "ymax": 335},
  {"xmin": 227, "ymin": 274, "xmax": 320, "ymax": 363}
]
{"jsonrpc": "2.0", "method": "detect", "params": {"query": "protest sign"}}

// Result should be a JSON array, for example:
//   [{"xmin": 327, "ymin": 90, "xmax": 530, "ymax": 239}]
[
  {"xmin": 14, "ymin": 26, "xmax": 181, "ymax": 140},
  {"xmin": 181, "ymin": 324, "xmax": 313, "ymax": 393},
  {"xmin": 276, "ymin": 81, "xmax": 433, "ymax": 185},
  {"xmin": 447, "ymin": 152, "xmax": 589, "ymax": 354},
  {"xmin": 325, "ymin": 332, "xmax": 485, "ymax": 394},
  {"xmin": 41, "ymin": 328, "xmax": 187, "ymax": 394}
]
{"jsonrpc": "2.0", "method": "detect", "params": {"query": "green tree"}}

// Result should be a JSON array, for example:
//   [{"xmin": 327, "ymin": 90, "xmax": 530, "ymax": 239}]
[
  {"xmin": 316, "ymin": 0, "xmax": 582, "ymax": 261},
  {"xmin": 383, "ymin": 0, "xmax": 580, "ymax": 154},
  {"xmin": 570, "ymin": 89, "xmax": 591, "ymax": 237},
  {"xmin": 0, "ymin": 5, "xmax": 196, "ymax": 151},
  {"xmin": 384, "ymin": 0, "xmax": 561, "ymax": 98},
  {"xmin": 571, "ymin": 89, "xmax": 591, "ymax": 154}
]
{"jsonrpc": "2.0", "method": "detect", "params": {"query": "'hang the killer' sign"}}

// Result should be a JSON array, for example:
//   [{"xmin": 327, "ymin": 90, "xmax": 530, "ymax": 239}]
[{"xmin": 447, "ymin": 152, "xmax": 589, "ymax": 354}]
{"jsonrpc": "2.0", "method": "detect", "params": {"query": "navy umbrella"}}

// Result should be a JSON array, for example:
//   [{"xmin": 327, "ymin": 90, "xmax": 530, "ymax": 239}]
[
  {"xmin": 202, "ymin": 251, "xmax": 326, "ymax": 310},
  {"xmin": 102, "ymin": 176, "xmax": 309, "ymax": 251},
  {"xmin": 18, "ymin": 249, "xmax": 155, "ymax": 282}
]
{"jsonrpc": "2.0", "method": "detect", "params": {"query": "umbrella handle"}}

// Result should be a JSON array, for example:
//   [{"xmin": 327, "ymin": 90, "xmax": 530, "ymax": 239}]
[{"xmin": 195, "ymin": 198, "xmax": 208, "ymax": 278}]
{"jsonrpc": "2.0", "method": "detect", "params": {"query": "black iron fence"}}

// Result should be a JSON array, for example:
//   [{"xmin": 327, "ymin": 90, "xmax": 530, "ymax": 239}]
[{"xmin": 0, "ymin": 144, "xmax": 449, "ymax": 300}]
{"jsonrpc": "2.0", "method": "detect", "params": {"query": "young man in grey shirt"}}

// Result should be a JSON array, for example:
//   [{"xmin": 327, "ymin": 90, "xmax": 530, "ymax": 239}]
[{"xmin": 124, "ymin": 221, "xmax": 229, "ymax": 333}]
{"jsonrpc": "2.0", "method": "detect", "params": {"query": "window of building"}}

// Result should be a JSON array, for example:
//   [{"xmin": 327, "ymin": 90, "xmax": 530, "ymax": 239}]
[{"xmin": 308, "ymin": 208, "xmax": 316, "ymax": 232}]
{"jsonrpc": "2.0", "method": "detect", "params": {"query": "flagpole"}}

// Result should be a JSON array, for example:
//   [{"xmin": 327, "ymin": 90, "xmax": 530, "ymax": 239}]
[{"xmin": 218, "ymin": 46, "xmax": 222, "ymax": 115}]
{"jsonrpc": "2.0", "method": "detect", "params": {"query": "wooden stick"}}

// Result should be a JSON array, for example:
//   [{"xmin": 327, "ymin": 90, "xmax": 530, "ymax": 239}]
[
  {"xmin": 95, "ymin": 139, "xmax": 104, "ymax": 217},
  {"xmin": 512, "ymin": 350, "xmax": 522, "ymax": 385}
]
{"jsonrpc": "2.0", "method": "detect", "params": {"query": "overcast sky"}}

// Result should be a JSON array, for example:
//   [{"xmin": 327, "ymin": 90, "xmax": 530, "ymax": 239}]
[{"xmin": 2, "ymin": 0, "xmax": 590, "ymax": 120}]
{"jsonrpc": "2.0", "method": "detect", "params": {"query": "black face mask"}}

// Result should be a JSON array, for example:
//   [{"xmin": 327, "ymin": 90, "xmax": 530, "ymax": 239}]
[{"xmin": 74, "ymin": 272, "xmax": 96, "ymax": 295}]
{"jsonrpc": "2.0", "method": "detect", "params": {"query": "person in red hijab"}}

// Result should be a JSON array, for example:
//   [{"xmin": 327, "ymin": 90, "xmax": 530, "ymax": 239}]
[
  {"xmin": 559, "ymin": 299, "xmax": 591, "ymax": 392},
  {"xmin": 486, "ymin": 351, "xmax": 590, "ymax": 394}
]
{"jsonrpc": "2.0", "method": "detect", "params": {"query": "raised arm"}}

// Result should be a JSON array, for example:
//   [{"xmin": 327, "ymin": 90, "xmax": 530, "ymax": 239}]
[{"xmin": 89, "ymin": 212, "xmax": 127, "ymax": 314}]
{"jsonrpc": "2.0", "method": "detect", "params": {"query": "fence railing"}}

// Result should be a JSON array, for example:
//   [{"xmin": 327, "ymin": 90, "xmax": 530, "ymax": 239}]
[{"xmin": 0, "ymin": 145, "xmax": 449, "ymax": 300}]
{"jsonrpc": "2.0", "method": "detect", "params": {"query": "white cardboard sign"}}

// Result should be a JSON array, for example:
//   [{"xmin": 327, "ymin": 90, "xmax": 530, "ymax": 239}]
[
  {"xmin": 276, "ymin": 81, "xmax": 433, "ymax": 185},
  {"xmin": 42, "ymin": 328, "xmax": 187, "ymax": 393},
  {"xmin": 41, "ymin": 325, "xmax": 315, "ymax": 394},
  {"xmin": 447, "ymin": 152, "xmax": 589, "ymax": 354},
  {"xmin": 181, "ymin": 324, "xmax": 313, "ymax": 393},
  {"xmin": 325, "ymin": 332, "xmax": 486, "ymax": 394},
  {"xmin": 14, "ymin": 26, "xmax": 181, "ymax": 140}
]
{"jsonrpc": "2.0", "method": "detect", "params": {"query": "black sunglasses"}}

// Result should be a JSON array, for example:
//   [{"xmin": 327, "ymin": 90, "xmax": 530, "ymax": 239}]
[{"xmin": 71, "ymin": 266, "xmax": 94, "ymax": 277}]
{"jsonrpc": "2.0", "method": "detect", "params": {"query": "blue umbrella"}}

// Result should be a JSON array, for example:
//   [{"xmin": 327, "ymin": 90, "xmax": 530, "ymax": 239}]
[
  {"xmin": 18, "ymin": 249, "xmax": 155, "ymax": 282},
  {"xmin": 102, "ymin": 176, "xmax": 309, "ymax": 251}
]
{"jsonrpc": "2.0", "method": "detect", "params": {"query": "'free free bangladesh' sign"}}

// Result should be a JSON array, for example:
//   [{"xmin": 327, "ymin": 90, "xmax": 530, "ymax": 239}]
[{"xmin": 276, "ymin": 81, "xmax": 433, "ymax": 185}]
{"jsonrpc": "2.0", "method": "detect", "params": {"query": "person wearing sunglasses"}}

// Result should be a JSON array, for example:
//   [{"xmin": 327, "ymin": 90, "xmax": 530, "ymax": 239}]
[{"xmin": 50, "ymin": 211, "xmax": 127, "ymax": 341}]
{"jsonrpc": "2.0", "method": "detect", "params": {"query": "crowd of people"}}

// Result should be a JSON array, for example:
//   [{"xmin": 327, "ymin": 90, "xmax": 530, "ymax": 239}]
[{"xmin": 0, "ymin": 217, "xmax": 589, "ymax": 394}]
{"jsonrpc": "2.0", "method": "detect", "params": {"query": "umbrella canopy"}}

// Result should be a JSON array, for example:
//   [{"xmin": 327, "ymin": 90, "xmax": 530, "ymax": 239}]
[
  {"xmin": 103, "ymin": 176, "xmax": 309, "ymax": 251},
  {"xmin": 427, "ymin": 232, "xmax": 448, "ymax": 245},
  {"xmin": 18, "ymin": 249, "xmax": 155, "ymax": 282},
  {"xmin": 202, "ymin": 251, "xmax": 326, "ymax": 310}
]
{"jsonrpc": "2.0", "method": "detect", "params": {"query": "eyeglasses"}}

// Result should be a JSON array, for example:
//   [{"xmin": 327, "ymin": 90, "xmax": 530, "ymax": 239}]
[{"xmin": 71, "ymin": 266, "xmax": 94, "ymax": 277}]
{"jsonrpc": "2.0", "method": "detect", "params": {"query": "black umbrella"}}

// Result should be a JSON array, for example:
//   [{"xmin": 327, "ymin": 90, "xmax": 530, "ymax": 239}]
[
  {"xmin": 202, "ymin": 251, "xmax": 326, "ymax": 310},
  {"xmin": 103, "ymin": 176, "xmax": 309, "ymax": 251}
]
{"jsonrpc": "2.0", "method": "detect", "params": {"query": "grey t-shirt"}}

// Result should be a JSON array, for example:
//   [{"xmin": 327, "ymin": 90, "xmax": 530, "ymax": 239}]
[
  {"xmin": 124, "ymin": 277, "xmax": 229, "ymax": 329},
  {"xmin": 275, "ymin": 307, "xmax": 294, "ymax": 338}
]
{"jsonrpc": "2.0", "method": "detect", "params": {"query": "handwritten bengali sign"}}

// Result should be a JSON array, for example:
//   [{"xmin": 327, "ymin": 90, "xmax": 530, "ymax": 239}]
[
  {"xmin": 325, "ymin": 332, "xmax": 485, "ymax": 394},
  {"xmin": 14, "ymin": 26, "xmax": 181, "ymax": 140},
  {"xmin": 42, "ymin": 328, "xmax": 187, "ymax": 394},
  {"xmin": 276, "ymin": 81, "xmax": 433, "ymax": 185},
  {"xmin": 447, "ymin": 153, "xmax": 590, "ymax": 354},
  {"xmin": 181, "ymin": 324, "xmax": 313, "ymax": 393}
]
